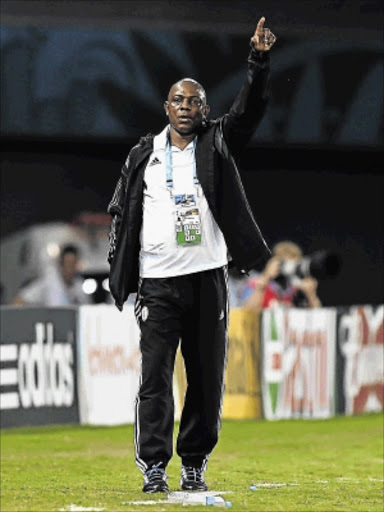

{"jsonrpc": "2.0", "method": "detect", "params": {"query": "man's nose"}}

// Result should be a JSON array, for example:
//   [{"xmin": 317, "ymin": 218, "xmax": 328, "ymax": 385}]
[{"xmin": 180, "ymin": 99, "xmax": 192, "ymax": 109}]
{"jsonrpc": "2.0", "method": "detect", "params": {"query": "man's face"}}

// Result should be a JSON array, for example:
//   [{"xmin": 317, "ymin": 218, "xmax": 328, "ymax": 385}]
[
  {"xmin": 60, "ymin": 253, "xmax": 78, "ymax": 285},
  {"xmin": 164, "ymin": 81, "xmax": 210, "ymax": 136}
]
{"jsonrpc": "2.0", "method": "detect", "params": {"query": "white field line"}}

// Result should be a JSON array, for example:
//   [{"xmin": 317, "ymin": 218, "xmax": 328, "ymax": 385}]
[
  {"xmin": 334, "ymin": 477, "xmax": 383, "ymax": 483},
  {"xmin": 59, "ymin": 506, "xmax": 105, "ymax": 512},
  {"xmin": 252, "ymin": 477, "xmax": 383, "ymax": 488},
  {"xmin": 253, "ymin": 483, "xmax": 299, "ymax": 488},
  {"xmin": 124, "ymin": 500, "xmax": 166, "ymax": 506}
]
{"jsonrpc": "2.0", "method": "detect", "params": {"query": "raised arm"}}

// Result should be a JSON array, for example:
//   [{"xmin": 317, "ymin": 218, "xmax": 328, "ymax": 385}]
[
  {"xmin": 250, "ymin": 17, "xmax": 276, "ymax": 52},
  {"xmin": 222, "ymin": 17, "xmax": 276, "ymax": 159}
]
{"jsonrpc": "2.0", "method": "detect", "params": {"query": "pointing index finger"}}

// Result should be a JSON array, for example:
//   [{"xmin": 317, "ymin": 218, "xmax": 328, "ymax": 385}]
[{"xmin": 256, "ymin": 16, "xmax": 265, "ymax": 35}]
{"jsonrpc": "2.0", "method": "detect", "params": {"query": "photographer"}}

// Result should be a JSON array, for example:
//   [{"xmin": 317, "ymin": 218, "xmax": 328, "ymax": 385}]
[{"xmin": 229, "ymin": 241, "xmax": 322, "ymax": 312}]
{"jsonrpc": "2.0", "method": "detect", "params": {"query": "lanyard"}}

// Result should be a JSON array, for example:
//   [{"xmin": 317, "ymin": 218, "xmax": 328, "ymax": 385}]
[{"xmin": 165, "ymin": 128, "xmax": 198, "ymax": 190}]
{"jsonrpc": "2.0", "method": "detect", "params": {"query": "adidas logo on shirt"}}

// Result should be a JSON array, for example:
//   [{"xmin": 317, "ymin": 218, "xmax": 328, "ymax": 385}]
[{"xmin": 149, "ymin": 157, "xmax": 161, "ymax": 166}]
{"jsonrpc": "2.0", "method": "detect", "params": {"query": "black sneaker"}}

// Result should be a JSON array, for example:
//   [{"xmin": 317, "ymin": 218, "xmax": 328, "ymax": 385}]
[
  {"xmin": 180, "ymin": 465, "xmax": 208, "ymax": 491},
  {"xmin": 142, "ymin": 463, "xmax": 169, "ymax": 494}
]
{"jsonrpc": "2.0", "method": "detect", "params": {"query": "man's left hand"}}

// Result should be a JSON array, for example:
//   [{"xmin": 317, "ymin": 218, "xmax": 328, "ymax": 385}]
[{"xmin": 250, "ymin": 17, "xmax": 277, "ymax": 52}]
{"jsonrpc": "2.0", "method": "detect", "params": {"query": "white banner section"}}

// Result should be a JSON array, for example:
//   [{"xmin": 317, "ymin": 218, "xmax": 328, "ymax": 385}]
[
  {"xmin": 78, "ymin": 305, "xmax": 141, "ymax": 425},
  {"xmin": 262, "ymin": 307, "xmax": 337, "ymax": 420}
]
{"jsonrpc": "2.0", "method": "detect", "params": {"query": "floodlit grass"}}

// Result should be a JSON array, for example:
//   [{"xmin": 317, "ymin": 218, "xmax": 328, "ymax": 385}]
[{"xmin": 1, "ymin": 414, "xmax": 383, "ymax": 511}]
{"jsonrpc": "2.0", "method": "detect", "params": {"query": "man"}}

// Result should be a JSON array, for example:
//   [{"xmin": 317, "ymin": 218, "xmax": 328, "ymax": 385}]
[
  {"xmin": 13, "ymin": 244, "xmax": 90, "ymax": 306},
  {"xmin": 107, "ymin": 17, "xmax": 276, "ymax": 494}
]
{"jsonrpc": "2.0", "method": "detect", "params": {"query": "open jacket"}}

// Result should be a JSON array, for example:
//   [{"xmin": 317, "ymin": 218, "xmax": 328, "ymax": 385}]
[{"xmin": 107, "ymin": 48, "xmax": 272, "ymax": 310}]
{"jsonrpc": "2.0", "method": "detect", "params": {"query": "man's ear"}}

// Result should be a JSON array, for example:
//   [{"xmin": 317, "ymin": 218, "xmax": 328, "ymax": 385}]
[{"xmin": 164, "ymin": 101, "xmax": 169, "ymax": 116}]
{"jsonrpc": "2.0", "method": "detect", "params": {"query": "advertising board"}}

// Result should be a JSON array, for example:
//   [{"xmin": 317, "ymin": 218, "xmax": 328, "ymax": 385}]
[
  {"xmin": 222, "ymin": 309, "xmax": 262, "ymax": 419},
  {"xmin": 262, "ymin": 307, "xmax": 336, "ymax": 420},
  {"xmin": 77, "ymin": 305, "xmax": 141, "ymax": 425},
  {"xmin": 336, "ymin": 305, "xmax": 383, "ymax": 415},
  {"xmin": 0, "ymin": 307, "xmax": 79, "ymax": 428}
]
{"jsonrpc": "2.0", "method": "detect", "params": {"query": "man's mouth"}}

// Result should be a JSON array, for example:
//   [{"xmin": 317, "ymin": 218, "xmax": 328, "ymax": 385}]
[{"xmin": 178, "ymin": 116, "xmax": 192, "ymax": 123}]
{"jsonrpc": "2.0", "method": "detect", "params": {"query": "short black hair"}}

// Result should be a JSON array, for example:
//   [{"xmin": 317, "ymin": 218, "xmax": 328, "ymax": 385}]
[
  {"xmin": 59, "ymin": 244, "xmax": 79, "ymax": 264},
  {"xmin": 168, "ymin": 78, "xmax": 207, "ymax": 104}
]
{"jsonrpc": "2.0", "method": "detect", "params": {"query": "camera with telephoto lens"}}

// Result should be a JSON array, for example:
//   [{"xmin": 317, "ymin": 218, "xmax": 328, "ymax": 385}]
[{"xmin": 278, "ymin": 250, "xmax": 341, "ymax": 283}]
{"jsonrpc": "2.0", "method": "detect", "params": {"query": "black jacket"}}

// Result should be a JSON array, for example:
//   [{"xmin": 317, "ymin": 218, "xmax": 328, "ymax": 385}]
[{"xmin": 108, "ymin": 48, "xmax": 272, "ymax": 310}]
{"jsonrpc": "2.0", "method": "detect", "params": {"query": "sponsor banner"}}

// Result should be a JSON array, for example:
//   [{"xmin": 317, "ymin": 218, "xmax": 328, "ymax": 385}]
[
  {"xmin": 0, "ymin": 307, "xmax": 79, "ymax": 428},
  {"xmin": 336, "ymin": 305, "xmax": 384, "ymax": 415},
  {"xmin": 222, "ymin": 309, "xmax": 262, "ymax": 419},
  {"xmin": 261, "ymin": 308, "xmax": 336, "ymax": 420},
  {"xmin": 77, "ymin": 304, "xmax": 141, "ymax": 425},
  {"xmin": 174, "ymin": 309, "xmax": 262, "ymax": 420}
]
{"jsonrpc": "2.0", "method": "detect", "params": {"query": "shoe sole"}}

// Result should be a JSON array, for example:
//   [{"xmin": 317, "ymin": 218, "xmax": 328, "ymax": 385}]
[
  {"xmin": 143, "ymin": 488, "xmax": 169, "ymax": 494},
  {"xmin": 181, "ymin": 483, "xmax": 208, "ymax": 491}
]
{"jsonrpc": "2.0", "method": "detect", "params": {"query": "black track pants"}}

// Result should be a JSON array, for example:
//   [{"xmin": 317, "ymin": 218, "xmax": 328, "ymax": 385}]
[{"xmin": 134, "ymin": 266, "xmax": 229, "ymax": 472}]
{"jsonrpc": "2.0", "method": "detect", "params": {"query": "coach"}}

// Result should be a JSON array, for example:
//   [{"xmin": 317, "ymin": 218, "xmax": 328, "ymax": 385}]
[{"xmin": 107, "ymin": 17, "xmax": 276, "ymax": 494}]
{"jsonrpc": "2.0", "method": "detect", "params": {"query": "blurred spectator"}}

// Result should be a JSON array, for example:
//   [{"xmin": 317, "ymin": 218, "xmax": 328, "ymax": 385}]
[
  {"xmin": 12, "ymin": 244, "xmax": 91, "ymax": 306},
  {"xmin": 229, "ymin": 241, "xmax": 322, "ymax": 312}
]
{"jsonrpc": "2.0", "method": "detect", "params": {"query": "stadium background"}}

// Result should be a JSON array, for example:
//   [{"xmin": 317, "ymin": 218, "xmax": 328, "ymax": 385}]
[
  {"xmin": 1, "ymin": 0, "xmax": 383, "ymax": 307},
  {"xmin": 1, "ymin": 3, "xmax": 383, "ymax": 511}
]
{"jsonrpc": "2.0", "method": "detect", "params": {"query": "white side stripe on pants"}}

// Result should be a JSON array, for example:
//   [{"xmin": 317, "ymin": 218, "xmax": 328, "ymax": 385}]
[{"xmin": 133, "ymin": 277, "xmax": 148, "ymax": 473}]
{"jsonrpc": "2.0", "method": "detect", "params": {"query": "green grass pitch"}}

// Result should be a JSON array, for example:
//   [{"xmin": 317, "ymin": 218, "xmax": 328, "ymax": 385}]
[{"xmin": 1, "ymin": 414, "xmax": 383, "ymax": 511}]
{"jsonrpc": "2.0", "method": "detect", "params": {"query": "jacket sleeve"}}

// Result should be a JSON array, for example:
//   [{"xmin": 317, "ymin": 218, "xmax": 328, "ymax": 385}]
[
  {"xmin": 222, "ymin": 48, "xmax": 270, "ymax": 160},
  {"xmin": 107, "ymin": 157, "xmax": 130, "ymax": 265}
]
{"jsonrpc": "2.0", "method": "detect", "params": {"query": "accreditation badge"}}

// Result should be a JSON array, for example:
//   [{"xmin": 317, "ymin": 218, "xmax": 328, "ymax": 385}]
[{"xmin": 173, "ymin": 194, "xmax": 202, "ymax": 245}]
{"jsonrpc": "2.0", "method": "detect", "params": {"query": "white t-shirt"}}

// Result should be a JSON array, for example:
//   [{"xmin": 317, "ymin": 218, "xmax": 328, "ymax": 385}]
[
  {"xmin": 139, "ymin": 126, "xmax": 228, "ymax": 278},
  {"xmin": 19, "ymin": 268, "xmax": 90, "ymax": 306}
]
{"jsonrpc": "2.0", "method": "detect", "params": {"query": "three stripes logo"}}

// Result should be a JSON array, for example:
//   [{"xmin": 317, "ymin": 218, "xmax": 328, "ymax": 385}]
[
  {"xmin": 0, "ymin": 344, "xmax": 19, "ymax": 410},
  {"xmin": 0, "ymin": 322, "xmax": 75, "ymax": 411},
  {"xmin": 148, "ymin": 156, "xmax": 161, "ymax": 166}
]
